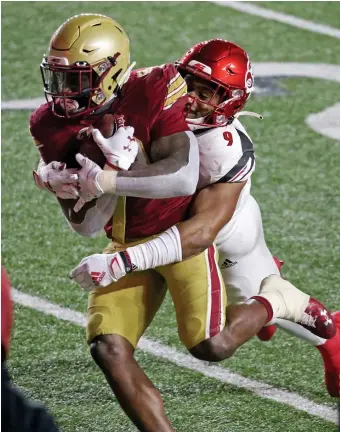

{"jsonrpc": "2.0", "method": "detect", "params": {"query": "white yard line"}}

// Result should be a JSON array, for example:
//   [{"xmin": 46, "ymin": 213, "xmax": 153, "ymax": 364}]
[
  {"xmin": 211, "ymin": 1, "xmax": 340, "ymax": 39},
  {"xmin": 12, "ymin": 288, "xmax": 337, "ymax": 425},
  {"xmin": 2, "ymin": 97, "xmax": 45, "ymax": 110}
]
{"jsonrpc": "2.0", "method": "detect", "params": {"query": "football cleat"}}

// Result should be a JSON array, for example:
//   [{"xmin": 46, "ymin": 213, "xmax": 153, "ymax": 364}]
[
  {"xmin": 272, "ymin": 256, "xmax": 284, "ymax": 274},
  {"xmin": 316, "ymin": 311, "xmax": 340, "ymax": 397},
  {"xmin": 297, "ymin": 298, "xmax": 336, "ymax": 340}
]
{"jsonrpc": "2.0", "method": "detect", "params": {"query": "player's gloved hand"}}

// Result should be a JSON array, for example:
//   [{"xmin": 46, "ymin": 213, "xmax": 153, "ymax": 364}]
[
  {"xmin": 72, "ymin": 153, "xmax": 104, "ymax": 212},
  {"xmin": 89, "ymin": 117, "xmax": 138, "ymax": 170},
  {"xmin": 33, "ymin": 161, "xmax": 79, "ymax": 199},
  {"xmin": 73, "ymin": 153, "xmax": 121, "ymax": 212},
  {"xmin": 69, "ymin": 251, "xmax": 133, "ymax": 291}
]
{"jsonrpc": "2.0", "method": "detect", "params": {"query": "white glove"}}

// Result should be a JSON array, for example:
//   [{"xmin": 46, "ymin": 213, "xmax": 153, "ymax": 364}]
[
  {"xmin": 73, "ymin": 153, "xmax": 121, "ymax": 213},
  {"xmin": 90, "ymin": 124, "xmax": 138, "ymax": 170},
  {"xmin": 72, "ymin": 153, "xmax": 104, "ymax": 212},
  {"xmin": 33, "ymin": 161, "xmax": 79, "ymax": 200},
  {"xmin": 69, "ymin": 251, "xmax": 133, "ymax": 291}
]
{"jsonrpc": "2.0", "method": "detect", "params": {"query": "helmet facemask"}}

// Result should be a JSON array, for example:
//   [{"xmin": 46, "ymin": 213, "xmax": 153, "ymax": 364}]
[
  {"xmin": 41, "ymin": 55, "xmax": 123, "ymax": 118},
  {"xmin": 183, "ymin": 72, "xmax": 248, "ymax": 129},
  {"xmin": 41, "ymin": 14, "xmax": 133, "ymax": 119}
]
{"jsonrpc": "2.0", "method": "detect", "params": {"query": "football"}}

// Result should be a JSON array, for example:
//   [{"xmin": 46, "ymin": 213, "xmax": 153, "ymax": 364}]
[{"xmin": 60, "ymin": 113, "xmax": 117, "ymax": 169}]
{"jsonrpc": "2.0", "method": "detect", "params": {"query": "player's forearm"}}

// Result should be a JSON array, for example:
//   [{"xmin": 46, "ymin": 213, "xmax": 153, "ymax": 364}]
[
  {"xmin": 66, "ymin": 194, "xmax": 116, "ymax": 237},
  {"xmin": 125, "ymin": 210, "xmax": 233, "ymax": 273},
  {"xmin": 123, "ymin": 192, "xmax": 237, "ymax": 271},
  {"xmin": 58, "ymin": 197, "xmax": 97, "ymax": 225},
  {"xmin": 59, "ymin": 163, "xmax": 117, "ymax": 235},
  {"xmin": 123, "ymin": 217, "xmax": 227, "ymax": 274},
  {"xmin": 176, "ymin": 216, "xmax": 220, "ymax": 259},
  {"xmin": 98, "ymin": 131, "xmax": 199, "ymax": 198},
  {"xmin": 57, "ymin": 193, "xmax": 115, "ymax": 237},
  {"xmin": 178, "ymin": 182, "xmax": 246, "ymax": 258}
]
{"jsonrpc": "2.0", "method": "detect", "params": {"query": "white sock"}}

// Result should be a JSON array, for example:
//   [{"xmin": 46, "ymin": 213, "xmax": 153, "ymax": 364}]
[
  {"xmin": 274, "ymin": 318, "xmax": 326, "ymax": 346},
  {"xmin": 256, "ymin": 275, "xmax": 310, "ymax": 322}
]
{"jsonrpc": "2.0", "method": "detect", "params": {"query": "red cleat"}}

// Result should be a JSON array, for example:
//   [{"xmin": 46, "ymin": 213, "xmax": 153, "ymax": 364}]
[
  {"xmin": 297, "ymin": 298, "xmax": 336, "ymax": 339},
  {"xmin": 257, "ymin": 325, "xmax": 277, "ymax": 341},
  {"xmin": 316, "ymin": 311, "xmax": 340, "ymax": 397},
  {"xmin": 273, "ymin": 256, "xmax": 284, "ymax": 274}
]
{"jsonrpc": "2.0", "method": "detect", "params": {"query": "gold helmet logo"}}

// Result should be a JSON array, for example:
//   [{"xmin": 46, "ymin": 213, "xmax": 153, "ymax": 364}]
[{"xmin": 41, "ymin": 14, "xmax": 133, "ymax": 117}]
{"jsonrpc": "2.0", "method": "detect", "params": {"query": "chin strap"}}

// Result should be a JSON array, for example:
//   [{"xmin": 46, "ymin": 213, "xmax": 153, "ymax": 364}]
[
  {"xmin": 187, "ymin": 110, "xmax": 264, "ymax": 131},
  {"xmin": 117, "ymin": 61, "xmax": 136, "ymax": 88},
  {"xmin": 235, "ymin": 111, "xmax": 263, "ymax": 120},
  {"xmin": 187, "ymin": 117, "xmax": 212, "ymax": 131}
]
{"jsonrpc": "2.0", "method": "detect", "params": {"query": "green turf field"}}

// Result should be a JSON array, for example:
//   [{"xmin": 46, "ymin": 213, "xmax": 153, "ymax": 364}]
[{"xmin": 2, "ymin": 2, "xmax": 340, "ymax": 431}]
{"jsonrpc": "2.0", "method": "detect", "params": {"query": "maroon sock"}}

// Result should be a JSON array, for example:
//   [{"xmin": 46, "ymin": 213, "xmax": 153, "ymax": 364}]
[{"xmin": 251, "ymin": 296, "xmax": 274, "ymax": 323}]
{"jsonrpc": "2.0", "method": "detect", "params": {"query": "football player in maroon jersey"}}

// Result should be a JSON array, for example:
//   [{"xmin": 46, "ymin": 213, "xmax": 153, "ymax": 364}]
[{"xmin": 32, "ymin": 16, "xmax": 339, "ymax": 432}]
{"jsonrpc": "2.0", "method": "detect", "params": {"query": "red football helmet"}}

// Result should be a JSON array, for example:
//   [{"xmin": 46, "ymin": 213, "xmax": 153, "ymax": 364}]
[{"xmin": 176, "ymin": 39, "xmax": 254, "ymax": 127}]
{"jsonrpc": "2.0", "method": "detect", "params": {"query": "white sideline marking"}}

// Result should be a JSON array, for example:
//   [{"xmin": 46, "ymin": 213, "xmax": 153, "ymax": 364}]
[
  {"xmin": 212, "ymin": 1, "xmax": 340, "ymax": 39},
  {"xmin": 306, "ymin": 103, "xmax": 340, "ymax": 141},
  {"xmin": 1, "ymin": 98, "xmax": 45, "ymax": 110},
  {"xmin": 12, "ymin": 288, "xmax": 337, "ymax": 424}
]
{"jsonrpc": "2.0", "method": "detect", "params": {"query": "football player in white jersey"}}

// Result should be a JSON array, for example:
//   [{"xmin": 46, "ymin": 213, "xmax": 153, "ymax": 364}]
[{"xmin": 69, "ymin": 40, "xmax": 339, "ymax": 398}]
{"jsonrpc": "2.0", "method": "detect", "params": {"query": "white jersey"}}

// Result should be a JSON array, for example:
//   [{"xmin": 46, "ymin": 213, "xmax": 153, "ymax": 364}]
[
  {"xmin": 196, "ymin": 119, "xmax": 255, "ymax": 189},
  {"xmin": 195, "ymin": 120, "xmax": 281, "ymax": 305},
  {"xmin": 195, "ymin": 119, "xmax": 255, "ymax": 240}
]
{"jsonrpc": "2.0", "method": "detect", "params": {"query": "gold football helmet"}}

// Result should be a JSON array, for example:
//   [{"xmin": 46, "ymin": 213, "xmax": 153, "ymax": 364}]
[{"xmin": 40, "ymin": 14, "xmax": 133, "ymax": 117}]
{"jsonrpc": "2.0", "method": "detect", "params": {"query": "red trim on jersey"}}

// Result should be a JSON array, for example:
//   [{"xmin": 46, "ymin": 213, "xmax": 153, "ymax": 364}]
[
  {"xmin": 208, "ymin": 245, "xmax": 223, "ymax": 337},
  {"xmin": 230, "ymin": 160, "xmax": 249, "ymax": 182}
]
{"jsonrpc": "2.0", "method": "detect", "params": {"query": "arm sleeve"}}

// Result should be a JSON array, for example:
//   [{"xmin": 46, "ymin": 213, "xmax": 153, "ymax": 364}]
[{"xmin": 115, "ymin": 130, "xmax": 199, "ymax": 198}]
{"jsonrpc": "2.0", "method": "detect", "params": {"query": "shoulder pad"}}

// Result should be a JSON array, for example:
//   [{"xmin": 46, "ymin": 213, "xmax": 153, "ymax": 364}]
[
  {"xmin": 197, "ymin": 125, "xmax": 255, "ymax": 187},
  {"xmin": 131, "ymin": 63, "xmax": 187, "ymax": 112}
]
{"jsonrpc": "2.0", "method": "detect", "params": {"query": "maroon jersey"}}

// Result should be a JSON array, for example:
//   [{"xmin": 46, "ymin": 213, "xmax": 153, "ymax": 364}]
[
  {"xmin": 29, "ymin": 103, "xmax": 106, "ymax": 168},
  {"xmin": 30, "ymin": 64, "xmax": 192, "ymax": 241},
  {"xmin": 108, "ymin": 64, "xmax": 192, "ymax": 240}
]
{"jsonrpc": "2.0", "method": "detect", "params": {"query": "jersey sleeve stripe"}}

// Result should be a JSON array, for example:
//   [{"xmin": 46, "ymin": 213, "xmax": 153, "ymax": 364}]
[
  {"xmin": 166, "ymin": 74, "xmax": 186, "ymax": 97},
  {"xmin": 238, "ymin": 155, "xmax": 255, "ymax": 181},
  {"xmin": 163, "ymin": 84, "xmax": 187, "ymax": 110},
  {"xmin": 230, "ymin": 155, "xmax": 255, "ymax": 182},
  {"xmin": 229, "ymin": 158, "xmax": 251, "ymax": 182},
  {"xmin": 167, "ymin": 72, "xmax": 182, "ymax": 87},
  {"xmin": 166, "ymin": 79, "xmax": 187, "ymax": 99},
  {"xmin": 236, "ymin": 129, "xmax": 253, "ymax": 152},
  {"xmin": 217, "ymin": 152, "xmax": 252, "ymax": 183}
]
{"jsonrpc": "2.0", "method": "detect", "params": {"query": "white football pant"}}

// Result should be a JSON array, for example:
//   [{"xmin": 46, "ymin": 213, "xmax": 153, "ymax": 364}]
[{"xmin": 216, "ymin": 194, "xmax": 325, "ymax": 346}]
